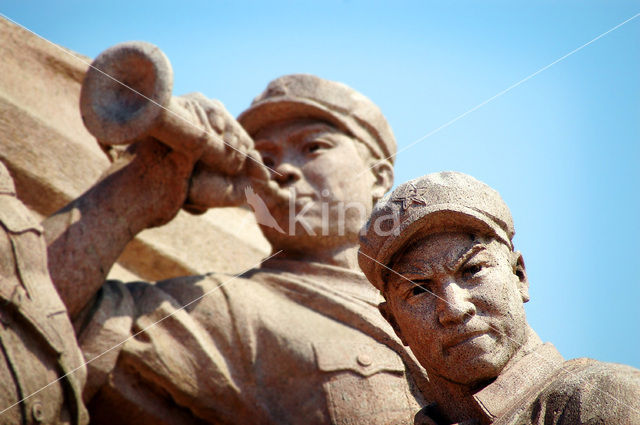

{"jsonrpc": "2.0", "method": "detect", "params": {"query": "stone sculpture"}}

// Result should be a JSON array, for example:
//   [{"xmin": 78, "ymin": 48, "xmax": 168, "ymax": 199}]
[
  {"xmin": 0, "ymin": 161, "xmax": 88, "ymax": 425},
  {"xmin": 43, "ymin": 42, "xmax": 428, "ymax": 424},
  {"xmin": 359, "ymin": 171, "xmax": 640, "ymax": 424}
]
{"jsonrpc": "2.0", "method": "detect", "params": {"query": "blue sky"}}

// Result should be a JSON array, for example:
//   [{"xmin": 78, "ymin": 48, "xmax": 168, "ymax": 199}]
[{"xmin": 2, "ymin": 1, "xmax": 639, "ymax": 368}]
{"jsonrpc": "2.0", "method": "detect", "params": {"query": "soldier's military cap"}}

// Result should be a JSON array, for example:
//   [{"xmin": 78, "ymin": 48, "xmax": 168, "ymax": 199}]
[
  {"xmin": 238, "ymin": 74, "xmax": 397, "ymax": 164},
  {"xmin": 359, "ymin": 171, "xmax": 515, "ymax": 291}
]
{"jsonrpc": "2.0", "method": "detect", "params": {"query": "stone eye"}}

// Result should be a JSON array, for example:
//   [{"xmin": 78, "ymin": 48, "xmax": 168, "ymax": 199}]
[
  {"xmin": 411, "ymin": 280, "xmax": 431, "ymax": 296},
  {"xmin": 462, "ymin": 264, "xmax": 483, "ymax": 276},
  {"xmin": 306, "ymin": 142, "xmax": 322, "ymax": 153}
]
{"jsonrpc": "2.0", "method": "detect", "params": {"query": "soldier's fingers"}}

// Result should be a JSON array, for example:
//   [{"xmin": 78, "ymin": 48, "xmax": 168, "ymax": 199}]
[
  {"xmin": 252, "ymin": 178, "xmax": 291, "ymax": 210},
  {"xmin": 245, "ymin": 149, "xmax": 270, "ymax": 182},
  {"xmin": 186, "ymin": 165, "xmax": 250, "ymax": 210}
]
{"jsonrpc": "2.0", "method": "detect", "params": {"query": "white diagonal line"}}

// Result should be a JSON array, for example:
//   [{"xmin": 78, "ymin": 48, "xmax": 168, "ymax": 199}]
[
  {"xmin": 360, "ymin": 12, "xmax": 640, "ymax": 177},
  {"xmin": 0, "ymin": 13, "xmax": 282, "ymax": 177},
  {"xmin": 0, "ymin": 249, "xmax": 282, "ymax": 417},
  {"xmin": 358, "ymin": 249, "xmax": 640, "ymax": 415}
]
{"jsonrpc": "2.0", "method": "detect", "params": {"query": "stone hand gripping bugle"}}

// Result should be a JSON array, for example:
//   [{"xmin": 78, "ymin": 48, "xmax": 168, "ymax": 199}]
[{"xmin": 80, "ymin": 41, "xmax": 284, "ymax": 211}]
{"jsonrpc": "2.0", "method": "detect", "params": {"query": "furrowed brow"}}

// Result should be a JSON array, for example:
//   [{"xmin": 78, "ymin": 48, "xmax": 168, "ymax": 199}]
[
  {"xmin": 447, "ymin": 244, "xmax": 487, "ymax": 272},
  {"xmin": 254, "ymin": 139, "xmax": 278, "ymax": 152},
  {"xmin": 295, "ymin": 125, "xmax": 337, "ymax": 143},
  {"xmin": 388, "ymin": 263, "xmax": 435, "ymax": 288}
]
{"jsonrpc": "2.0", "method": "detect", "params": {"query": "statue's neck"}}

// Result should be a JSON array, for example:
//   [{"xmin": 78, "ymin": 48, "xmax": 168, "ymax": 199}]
[
  {"xmin": 272, "ymin": 243, "xmax": 361, "ymax": 271},
  {"xmin": 427, "ymin": 327, "xmax": 543, "ymax": 424}
]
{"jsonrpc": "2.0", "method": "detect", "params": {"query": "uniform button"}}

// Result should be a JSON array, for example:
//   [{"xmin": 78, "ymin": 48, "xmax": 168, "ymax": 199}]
[
  {"xmin": 357, "ymin": 354, "xmax": 372, "ymax": 367},
  {"xmin": 32, "ymin": 401, "xmax": 44, "ymax": 422}
]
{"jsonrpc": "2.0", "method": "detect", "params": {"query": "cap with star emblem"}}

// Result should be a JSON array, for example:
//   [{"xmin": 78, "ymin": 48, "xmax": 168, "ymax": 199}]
[
  {"xmin": 237, "ymin": 74, "xmax": 397, "ymax": 165},
  {"xmin": 358, "ymin": 171, "xmax": 515, "ymax": 291}
]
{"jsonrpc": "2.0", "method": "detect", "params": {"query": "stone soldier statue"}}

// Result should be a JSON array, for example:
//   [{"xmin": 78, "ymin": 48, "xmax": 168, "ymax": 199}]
[
  {"xmin": 359, "ymin": 171, "xmax": 640, "ymax": 425},
  {"xmin": 0, "ymin": 161, "xmax": 88, "ymax": 425},
  {"xmin": 44, "ymin": 74, "xmax": 429, "ymax": 424}
]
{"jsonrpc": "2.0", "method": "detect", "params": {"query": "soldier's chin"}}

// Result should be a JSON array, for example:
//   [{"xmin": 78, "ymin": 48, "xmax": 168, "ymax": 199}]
[
  {"xmin": 259, "ymin": 220, "xmax": 317, "ymax": 249},
  {"xmin": 432, "ymin": 356, "xmax": 506, "ymax": 387},
  {"xmin": 260, "ymin": 220, "xmax": 358, "ymax": 252}
]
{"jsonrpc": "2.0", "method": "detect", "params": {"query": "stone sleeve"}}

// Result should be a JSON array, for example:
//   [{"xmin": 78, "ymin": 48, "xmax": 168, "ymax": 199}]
[
  {"xmin": 546, "ymin": 359, "xmax": 640, "ymax": 424},
  {"xmin": 74, "ymin": 280, "xmax": 136, "ymax": 402},
  {"xmin": 74, "ymin": 275, "xmax": 256, "ymax": 424},
  {"xmin": 568, "ymin": 361, "xmax": 640, "ymax": 424}
]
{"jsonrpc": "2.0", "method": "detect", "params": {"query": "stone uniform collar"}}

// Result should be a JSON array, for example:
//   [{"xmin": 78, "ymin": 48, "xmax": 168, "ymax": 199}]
[
  {"xmin": 416, "ymin": 343, "xmax": 565, "ymax": 425},
  {"xmin": 473, "ymin": 342, "xmax": 564, "ymax": 422}
]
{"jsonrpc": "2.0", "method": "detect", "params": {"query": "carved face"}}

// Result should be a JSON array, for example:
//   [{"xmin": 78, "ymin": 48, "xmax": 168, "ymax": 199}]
[
  {"xmin": 382, "ymin": 232, "xmax": 530, "ymax": 386},
  {"xmin": 253, "ymin": 119, "xmax": 387, "ymax": 250}
]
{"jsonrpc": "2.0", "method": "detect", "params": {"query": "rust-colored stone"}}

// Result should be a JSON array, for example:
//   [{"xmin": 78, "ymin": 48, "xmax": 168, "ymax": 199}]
[
  {"xmin": 360, "ymin": 172, "xmax": 640, "ymax": 424},
  {"xmin": 43, "ymin": 39, "xmax": 429, "ymax": 424}
]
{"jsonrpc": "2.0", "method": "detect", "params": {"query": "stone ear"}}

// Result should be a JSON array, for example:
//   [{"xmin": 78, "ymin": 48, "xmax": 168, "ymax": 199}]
[
  {"xmin": 370, "ymin": 162, "xmax": 394, "ymax": 203},
  {"xmin": 378, "ymin": 301, "xmax": 409, "ymax": 346},
  {"xmin": 512, "ymin": 251, "xmax": 530, "ymax": 302}
]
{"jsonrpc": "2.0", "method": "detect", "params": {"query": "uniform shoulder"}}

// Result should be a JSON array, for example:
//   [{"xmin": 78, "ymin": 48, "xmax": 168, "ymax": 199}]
[
  {"xmin": 153, "ymin": 271, "xmax": 273, "ymax": 310},
  {"xmin": 562, "ymin": 357, "xmax": 640, "ymax": 387},
  {"xmin": 547, "ymin": 358, "xmax": 640, "ymax": 423}
]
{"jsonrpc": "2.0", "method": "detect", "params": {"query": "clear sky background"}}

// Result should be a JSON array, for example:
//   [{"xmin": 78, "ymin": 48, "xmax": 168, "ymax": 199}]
[{"xmin": 2, "ymin": 1, "xmax": 639, "ymax": 368}]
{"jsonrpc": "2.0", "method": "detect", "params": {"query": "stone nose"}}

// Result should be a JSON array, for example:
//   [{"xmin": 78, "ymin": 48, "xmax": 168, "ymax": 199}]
[
  {"xmin": 273, "ymin": 162, "xmax": 302, "ymax": 186},
  {"xmin": 436, "ymin": 280, "xmax": 476, "ymax": 326}
]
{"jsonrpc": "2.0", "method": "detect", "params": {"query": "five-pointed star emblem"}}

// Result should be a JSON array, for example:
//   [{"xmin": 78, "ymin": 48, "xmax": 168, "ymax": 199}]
[{"xmin": 392, "ymin": 182, "xmax": 427, "ymax": 211}]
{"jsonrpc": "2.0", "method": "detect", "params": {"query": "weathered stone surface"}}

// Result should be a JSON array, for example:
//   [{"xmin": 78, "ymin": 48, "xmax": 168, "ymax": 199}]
[
  {"xmin": 0, "ymin": 161, "xmax": 88, "ymax": 424},
  {"xmin": 360, "ymin": 172, "xmax": 640, "ymax": 424},
  {"xmin": 0, "ymin": 17, "xmax": 269, "ymax": 282},
  {"xmin": 238, "ymin": 73, "xmax": 397, "ymax": 165},
  {"xmin": 44, "ymin": 37, "xmax": 429, "ymax": 422}
]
